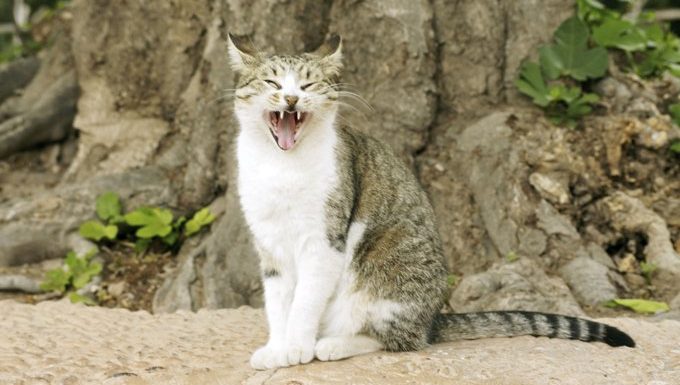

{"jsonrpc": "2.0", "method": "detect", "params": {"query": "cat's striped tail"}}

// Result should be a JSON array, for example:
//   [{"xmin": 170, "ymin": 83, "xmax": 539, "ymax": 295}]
[{"xmin": 430, "ymin": 311, "xmax": 635, "ymax": 348}]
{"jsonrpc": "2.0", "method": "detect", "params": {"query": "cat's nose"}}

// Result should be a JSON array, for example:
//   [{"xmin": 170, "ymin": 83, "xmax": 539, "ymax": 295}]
[{"xmin": 284, "ymin": 95, "xmax": 299, "ymax": 110}]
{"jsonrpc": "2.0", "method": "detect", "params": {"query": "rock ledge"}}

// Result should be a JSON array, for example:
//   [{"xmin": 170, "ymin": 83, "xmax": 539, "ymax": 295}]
[{"xmin": 0, "ymin": 300, "xmax": 677, "ymax": 385}]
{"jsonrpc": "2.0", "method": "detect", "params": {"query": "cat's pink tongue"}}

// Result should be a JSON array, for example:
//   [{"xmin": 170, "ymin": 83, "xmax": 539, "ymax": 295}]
[{"xmin": 276, "ymin": 112, "xmax": 296, "ymax": 150}]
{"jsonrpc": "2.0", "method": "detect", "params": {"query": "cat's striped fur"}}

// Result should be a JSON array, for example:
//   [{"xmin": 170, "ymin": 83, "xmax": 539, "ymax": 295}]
[{"xmin": 228, "ymin": 33, "xmax": 634, "ymax": 370}]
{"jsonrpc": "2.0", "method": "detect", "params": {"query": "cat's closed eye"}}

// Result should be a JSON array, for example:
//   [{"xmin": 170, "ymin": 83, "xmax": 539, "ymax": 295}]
[
  {"xmin": 300, "ymin": 82, "xmax": 315, "ymax": 91},
  {"xmin": 265, "ymin": 79, "xmax": 281, "ymax": 89}
]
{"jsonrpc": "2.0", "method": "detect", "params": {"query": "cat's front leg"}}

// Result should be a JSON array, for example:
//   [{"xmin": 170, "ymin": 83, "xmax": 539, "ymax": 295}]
[
  {"xmin": 284, "ymin": 240, "xmax": 344, "ymax": 366},
  {"xmin": 250, "ymin": 252, "xmax": 295, "ymax": 370}
]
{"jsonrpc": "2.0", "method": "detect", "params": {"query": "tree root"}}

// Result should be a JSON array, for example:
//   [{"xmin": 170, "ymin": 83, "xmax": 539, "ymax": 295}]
[
  {"xmin": 0, "ymin": 70, "xmax": 77, "ymax": 159},
  {"xmin": 0, "ymin": 57, "xmax": 40, "ymax": 104},
  {"xmin": 0, "ymin": 274, "xmax": 42, "ymax": 293},
  {"xmin": 598, "ymin": 192, "xmax": 680, "ymax": 277}
]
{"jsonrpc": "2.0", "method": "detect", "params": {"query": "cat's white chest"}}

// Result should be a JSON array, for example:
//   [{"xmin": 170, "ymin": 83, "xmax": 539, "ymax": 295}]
[{"xmin": 236, "ymin": 128, "xmax": 339, "ymax": 261}]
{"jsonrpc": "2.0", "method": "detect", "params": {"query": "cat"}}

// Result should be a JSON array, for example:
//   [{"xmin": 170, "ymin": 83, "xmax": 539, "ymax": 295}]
[{"xmin": 227, "ymin": 33, "xmax": 635, "ymax": 370}]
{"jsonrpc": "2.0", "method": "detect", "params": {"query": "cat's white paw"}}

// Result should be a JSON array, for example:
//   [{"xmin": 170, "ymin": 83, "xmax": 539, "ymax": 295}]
[
  {"xmin": 285, "ymin": 341, "xmax": 315, "ymax": 366},
  {"xmin": 250, "ymin": 345, "xmax": 288, "ymax": 370},
  {"xmin": 314, "ymin": 337, "xmax": 347, "ymax": 361}
]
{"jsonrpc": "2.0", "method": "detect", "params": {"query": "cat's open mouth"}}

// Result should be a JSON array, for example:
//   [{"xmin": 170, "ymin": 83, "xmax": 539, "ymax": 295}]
[{"xmin": 267, "ymin": 110, "xmax": 308, "ymax": 151}]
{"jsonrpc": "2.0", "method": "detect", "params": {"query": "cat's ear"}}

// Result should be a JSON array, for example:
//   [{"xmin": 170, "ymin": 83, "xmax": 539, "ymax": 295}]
[
  {"xmin": 227, "ymin": 33, "xmax": 259, "ymax": 72},
  {"xmin": 313, "ymin": 34, "xmax": 343, "ymax": 72}
]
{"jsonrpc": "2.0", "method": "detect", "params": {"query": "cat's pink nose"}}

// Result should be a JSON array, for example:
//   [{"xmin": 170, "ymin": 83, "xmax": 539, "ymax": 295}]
[{"xmin": 285, "ymin": 95, "xmax": 299, "ymax": 109}]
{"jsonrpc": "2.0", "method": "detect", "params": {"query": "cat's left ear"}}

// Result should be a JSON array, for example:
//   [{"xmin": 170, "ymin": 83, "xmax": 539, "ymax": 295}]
[
  {"xmin": 313, "ymin": 34, "xmax": 343, "ymax": 73},
  {"xmin": 227, "ymin": 33, "xmax": 260, "ymax": 72}
]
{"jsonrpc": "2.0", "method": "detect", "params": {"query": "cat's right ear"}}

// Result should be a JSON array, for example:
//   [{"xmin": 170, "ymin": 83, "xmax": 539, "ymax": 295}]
[{"xmin": 227, "ymin": 33, "xmax": 259, "ymax": 72}]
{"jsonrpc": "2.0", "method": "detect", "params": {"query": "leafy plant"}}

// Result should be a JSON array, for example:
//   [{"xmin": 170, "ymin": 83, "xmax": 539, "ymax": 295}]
[
  {"xmin": 578, "ymin": 0, "xmax": 680, "ymax": 77},
  {"xmin": 605, "ymin": 298, "xmax": 669, "ymax": 314},
  {"xmin": 517, "ymin": 16, "xmax": 607, "ymax": 126},
  {"xmin": 539, "ymin": 16, "xmax": 608, "ymax": 81},
  {"xmin": 505, "ymin": 251, "xmax": 520, "ymax": 263},
  {"xmin": 79, "ymin": 192, "xmax": 122, "ymax": 242},
  {"xmin": 669, "ymin": 103, "xmax": 680, "ymax": 125},
  {"xmin": 184, "ymin": 208, "xmax": 216, "ymax": 237},
  {"xmin": 80, "ymin": 192, "xmax": 216, "ymax": 249},
  {"xmin": 640, "ymin": 261, "xmax": 657, "ymax": 284},
  {"xmin": 96, "ymin": 191, "xmax": 123, "ymax": 223},
  {"xmin": 670, "ymin": 141, "xmax": 680, "ymax": 154},
  {"xmin": 40, "ymin": 249, "xmax": 102, "ymax": 304},
  {"xmin": 518, "ymin": 1, "xmax": 680, "ymax": 125},
  {"xmin": 79, "ymin": 220, "xmax": 118, "ymax": 241},
  {"xmin": 44, "ymin": 192, "xmax": 217, "ymax": 305},
  {"xmin": 124, "ymin": 207, "xmax": 174, "ymax": 239},
  {"xmin": 446, "ymin": 274, "xmax": 459, "ymax": 287}
]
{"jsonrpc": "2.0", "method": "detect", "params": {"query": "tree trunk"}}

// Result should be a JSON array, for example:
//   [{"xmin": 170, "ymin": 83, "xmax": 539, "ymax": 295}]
[{"xmin": 1, "ymin": 0, "xmax": 678, "ymax": 314}]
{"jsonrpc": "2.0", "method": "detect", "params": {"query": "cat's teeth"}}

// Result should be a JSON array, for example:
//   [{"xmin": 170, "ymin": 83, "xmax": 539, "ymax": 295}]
[
  {"xmin": 279, "ymin": 111, "xmax": 283, "ymax": 120},
  {"xmin": 296, "ymin": 112, "xmax": 300, "ymax": 120}
]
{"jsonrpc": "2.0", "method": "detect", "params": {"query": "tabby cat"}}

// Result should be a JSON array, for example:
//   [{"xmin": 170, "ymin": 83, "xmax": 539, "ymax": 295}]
[{"xmin": 227, "ymin": 33, "xmax": 635, "ymax": 370}]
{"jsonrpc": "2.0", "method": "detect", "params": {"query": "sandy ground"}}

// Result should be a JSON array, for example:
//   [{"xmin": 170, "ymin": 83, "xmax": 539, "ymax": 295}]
[{"xmin": 0, "ymin": 300, "xmax": 678, "ymax": 385}]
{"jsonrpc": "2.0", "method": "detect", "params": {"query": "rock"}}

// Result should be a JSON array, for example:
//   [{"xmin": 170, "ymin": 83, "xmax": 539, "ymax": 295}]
[
  {"xmin": 0, "ymin": 57, "xmax": 40, "ymax": 104},
  {"xmin": 1, "ymin": 300, "xmax": 676, "ymax": 385},
  {"xmin": 107, "ymin": 281, "xmax": 127, "ymax": 298},
  {"xmin": 599, "ymin": 192, "xmax": 680, "ymax": 277},
  {"xmin": 560, "ymin": 257, "xmax": 618, "ymax": 306},
  {"xmin": 583, "ymin": 242, "xmax": 616, "ymax": 270},
  {"xmin": 535, "ymin": 200, "xmax": 580, "ymax": 239},
  {"xmin": 0, "ymin": 274, "xmax": 42, "ymax": 293},
  {"xmin": 449, "ymin": 258, "xmax": 585, "ymax": 317},
  {"xmin": 153, "ymin": 191, "xmax": 262, "ymax": 312},
  {"xmin": 529, "ymin": 172, "xmax": 571, "ymax": 204}
]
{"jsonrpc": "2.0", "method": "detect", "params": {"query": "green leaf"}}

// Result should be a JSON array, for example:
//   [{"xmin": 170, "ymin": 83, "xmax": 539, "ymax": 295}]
[
  {"xmin": 134, "ymin": 238, "xmax": 152, "ymax": 253},
  {"xmin": 669, "ymin": 104, "xmax": 680, "ymax": 126},
  {"xmin": 670, "ymin": 141, "xmax": 680, "ymax": 154},
  {"xmin": 162, "ymin": 231, "xmax": 179, "ymax": 246},
  {"xmin": 446, "ymin": 274, "xmax": 459, "ymax": 287},
  {"xmin": 539, "ymin": 16, "xmax": 608, "ymax": 81},
  {"xmin": 65, "ymin": 251, "xmax": 85, "ymax": 272},
  {"xmin": 125, "ymin": 207, "xmax": 174, "ymax": 239},
  {"xmin": 40, "ymin": 268, "xmax": 71, "ymax": 293},
  {"xmin": 605, "ymin": 298, "xmax": 669, "ymax": 314},
  {"xmin": 79, "ymin": 220, "xmax": 118, "ymax": 241},
  {"xmin": 592, "ymin": 18, "xmax": 647, "ymax": 51},
  {"xmin": 95, "ymin": 192, "xmax": 122, "ymax": 222},
  {"xmin": 184, "ymin": 208, "xmax": 216, "ymax": 237},
  {"xmin": 68, "ymin": 292, "xmax": 96, "ymax": 306},
  {"xmin": 72, "ymin": 262, "xmax": 102, "ymax": 289},
  {"xmin": 506, "ymin": 251, "xmax": 519, "ymax": 262}
]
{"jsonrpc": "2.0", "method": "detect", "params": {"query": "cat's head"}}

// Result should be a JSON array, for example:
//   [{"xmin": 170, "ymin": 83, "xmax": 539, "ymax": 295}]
[{"xmin": 227, "ymin": 34, "xmax": 342, "ymax": 152}]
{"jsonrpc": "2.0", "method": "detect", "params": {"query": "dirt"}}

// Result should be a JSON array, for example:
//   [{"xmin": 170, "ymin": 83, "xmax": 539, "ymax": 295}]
[{"xmin": 95, "ymin": 246, "xmax": 177, "ymax": 311}]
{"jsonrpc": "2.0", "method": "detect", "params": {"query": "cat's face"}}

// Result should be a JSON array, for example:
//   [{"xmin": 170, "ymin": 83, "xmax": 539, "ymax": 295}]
[{"xmin": 228, "ymin": 34, "xmax": 342, "ymax": 151}]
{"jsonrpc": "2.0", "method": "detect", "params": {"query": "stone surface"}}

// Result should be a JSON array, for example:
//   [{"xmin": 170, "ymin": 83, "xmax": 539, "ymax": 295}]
[
  {"xmin": 560, "ymin": 257, "xmax": 618, "ymax": 306},
  {"xmin": 449, "ymin": 258, "xmax": 585, "ymax": 317},
  {"xmin": 1, "ymin": 300, "xmax": 677, "ymax": 385}
]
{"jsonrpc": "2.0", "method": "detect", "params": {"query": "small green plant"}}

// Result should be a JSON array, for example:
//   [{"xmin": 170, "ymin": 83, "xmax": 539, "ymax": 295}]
[
  {"xmin": 446, "ymin": 274, "xmax": 459, "ymax": 287},
  {"xmin": 669, "ymin": 103, "xmax": 680, "ymax": 126},
  {"xmin": 79, "ymin": 192, "xmax": 216, "ymax": 250},
  {"xmin": 640, "ymin": 261, "xmax": 658, "ymax": 284},
  {"xmin": 670, "ymin": 141, "xmax": 680, "ymax": 154},
  {"xmin": 505, "ymin": 251, "xmax": 520, "ymax": 263},
  {"xmin": 40, "ymin": 249, "xmax": 101, "ymax": 305},
  {"xmin": 587, "ymin": 5, "xmax": 680, "ymax": 77},
  {"xmin": 517, "ymin": 16, "xmax": 607, "ymax": 126},
  {"xmin": 518, "ymin": 1, "xmax": 680, "ymax": 125},
  {"xmin": 184, "ymin": 208, "xmax": 216, "ymax": 237},
  {"xmin": 45, "ymin": 192, "xmax": 217, "ymax": 304}
]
